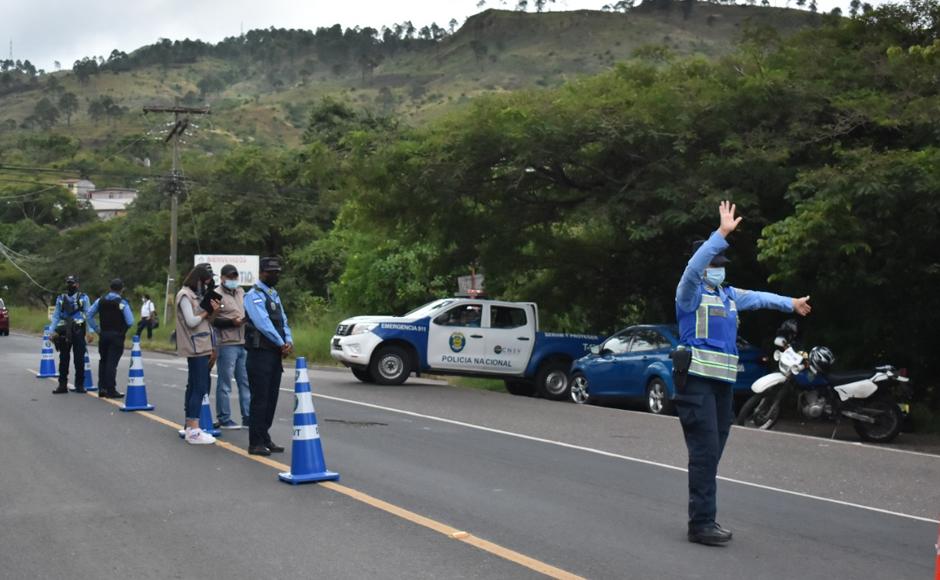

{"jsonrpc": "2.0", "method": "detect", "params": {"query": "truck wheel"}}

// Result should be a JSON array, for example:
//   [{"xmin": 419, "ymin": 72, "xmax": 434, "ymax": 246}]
[
  {"xmin": 504, "ymin": 380, "xmax": 536, "ymax": 397},
  {"xmin": 536, "ymin": 360, "xmax": 571, "ymax": 401},
  {"xmin": 369, "ymin": 345, "xmax": 411, "ymax": 386},
  {"xmin": 351, "ymin": 367, "xmax": 375, "ymax": 383},
  {"xmin": 645, "ymin": 378, "xmax": 673, "ymax": 415}
]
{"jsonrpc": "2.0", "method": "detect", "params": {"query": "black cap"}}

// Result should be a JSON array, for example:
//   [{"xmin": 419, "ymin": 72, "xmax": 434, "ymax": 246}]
[
  {"xmin": 220, "ymin": 264, "xmax": 238, "ymax": 277},
  {"xmin": 65, "ymin": 275, "xmax": 78, "ymax": 284},
  {"xmin": 691, "ymin": 240, "xmax": 730, "ymax": 267},
  {"xmin": 109, "ymin": 278, "xmax": 124, "ymax": 291},
  {"xmin": 260, "ymin": 257, "xmax": 282, "ymax": 272},
  {"xmin": 195, "ymin": 262, "xmax": 214, "ymax": 278}
]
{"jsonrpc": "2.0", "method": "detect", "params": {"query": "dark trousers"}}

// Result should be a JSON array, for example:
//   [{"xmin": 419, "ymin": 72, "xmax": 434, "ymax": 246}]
[
  {"xmin": 136, "ymin": 319, "xmax": 153, "ymax": 340},
  {"xmin": 674, "ymin": 375, "xmax": 735, "ymax": 529},
  {"xmin": 97, "ymin": 331, "xmax": 126, "ymax": 394},
  {"xmin": 184, "ymin": 355, "xmax": 211, "ymax": 420},
  {"xmin": 57, "ymin": 332, "xmax": 86, "ymax": 389},
  {"xmin": 246, "ymin": 348, "xmax": 282, "ymax": 448}
]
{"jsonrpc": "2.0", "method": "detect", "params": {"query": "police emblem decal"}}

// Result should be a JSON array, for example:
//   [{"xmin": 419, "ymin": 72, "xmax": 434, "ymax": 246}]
[
  {"xmin": 449, "ymin": 332, "xmax": 466, "ymax": 353},
  {"xmin": 494, "ymin": 345, "xmax": 502, "ymax": 354}
]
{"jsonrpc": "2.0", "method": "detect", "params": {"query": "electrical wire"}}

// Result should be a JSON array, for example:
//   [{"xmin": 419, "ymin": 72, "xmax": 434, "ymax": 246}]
[{"xmin": 0, "ymin": 241, "xmax": 55, "ymax": 293}]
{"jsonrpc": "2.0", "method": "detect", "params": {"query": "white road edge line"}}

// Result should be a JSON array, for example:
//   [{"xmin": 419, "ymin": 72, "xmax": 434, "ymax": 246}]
[{"xmin": 296, "ymin": 389, "xmax": 939, "ymax": 525}]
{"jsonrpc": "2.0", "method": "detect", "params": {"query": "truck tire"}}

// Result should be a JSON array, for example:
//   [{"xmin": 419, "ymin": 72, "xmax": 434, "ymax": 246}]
[
  {"xmin": 351, "ymin": 367, "xmax": 375, "ymax": 383},
  {"xmin": 369, "ymin": 345, "xmax": 412, "ymax": 386},
  {"xmin": 536, "ymin": 360, "xmax": 571, "ymax": 401},
  {"xmin": 504, "ymin": 379, "xmax": 536, "ymax": 397}
]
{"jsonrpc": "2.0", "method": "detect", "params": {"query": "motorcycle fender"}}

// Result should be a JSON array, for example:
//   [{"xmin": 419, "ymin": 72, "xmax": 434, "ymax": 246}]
[
  {"xmin": 834, "ymin": 380, "xmax": 878, "ymax": 402},
  {"xmin": 751, "ymin": 372, "xmax": 786, "ymax": 394}
]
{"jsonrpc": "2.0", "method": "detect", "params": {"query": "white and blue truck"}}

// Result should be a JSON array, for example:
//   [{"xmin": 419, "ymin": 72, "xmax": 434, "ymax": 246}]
[{"xmin": 330, "ymin": 297, "xmax": 604, "ymax": 399}]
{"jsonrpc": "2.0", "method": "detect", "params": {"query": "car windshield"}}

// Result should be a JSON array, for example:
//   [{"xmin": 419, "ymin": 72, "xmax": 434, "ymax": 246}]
[{"xmin": 403, "ymin": 299, "xmax": 454, "ymax": 318}]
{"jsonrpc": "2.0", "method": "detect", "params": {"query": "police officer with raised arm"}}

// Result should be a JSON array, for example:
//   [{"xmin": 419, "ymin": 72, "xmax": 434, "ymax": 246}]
[
  {"xmin": 674, "ymin": 201, "xmax": 812, "ymax": 546},
  {"xmin": 243, "ymin": 257, "xmax": 293, "ymax": 456},
  {"xmin": 49, "ymin": 275, "xmax": 94, "ymax": 394},
  {"xmin": 87, "ymin": 278, "xmax": 135, "ymax": 399}
]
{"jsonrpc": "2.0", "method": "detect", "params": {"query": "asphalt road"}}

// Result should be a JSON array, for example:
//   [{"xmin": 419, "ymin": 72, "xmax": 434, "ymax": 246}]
[{"xmin": 1, "ymin": 332, "xmax": 937, "ymax": 579}]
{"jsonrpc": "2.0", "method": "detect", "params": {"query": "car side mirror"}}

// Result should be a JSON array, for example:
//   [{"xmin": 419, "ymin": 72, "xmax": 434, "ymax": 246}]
[{"xmin": 590, "ymin": 345, "xmax": 600, "ymax": 355}]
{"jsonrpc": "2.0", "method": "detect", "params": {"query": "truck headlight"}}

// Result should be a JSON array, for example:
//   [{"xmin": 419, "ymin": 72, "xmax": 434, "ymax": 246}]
[{"xmin": 351, "ymin": 323, "xmax": 377, "ymax": 335}]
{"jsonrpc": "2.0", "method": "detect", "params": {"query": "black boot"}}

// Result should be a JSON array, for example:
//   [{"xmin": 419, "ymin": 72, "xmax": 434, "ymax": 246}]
[
  {"xmin": 52, "ymin": 384, "xmax": 68, "ymax": 394},
  {"xmin": 688, "ymin": 523, "xmax": 732, "ymax": 546}
]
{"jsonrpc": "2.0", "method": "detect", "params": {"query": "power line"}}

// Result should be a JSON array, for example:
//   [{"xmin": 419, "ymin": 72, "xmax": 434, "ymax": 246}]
[{"xmin": 0, "ymin": 241, "xmax": 55, "ymax": 293}]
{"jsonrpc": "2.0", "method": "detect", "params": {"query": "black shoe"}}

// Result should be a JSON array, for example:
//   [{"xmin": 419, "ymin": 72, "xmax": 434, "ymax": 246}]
[
  {"xmin": 265, "ymin": 441, "xmax": 285, "ymax": 453},
  {"xmin": 107, "ymin": 391, "xmax": 124, "ymax": 399},
  {"xmin": 52, "ymin": 385, "xmax": 68, "ymax": 394},
  {"xmin": 248, "ymin": 445, "xmax": 271, "ymax": 456},
  {"xmin": 74, "ymin": 387, "xmax": 87, "ymax": 394},
  {"xmin": 98, "ymin": 391, "xmax": 109, "ymax": 398},
  {"xmin": 688, "ymin": 524, "xmax": 732, "ymax": 546}
]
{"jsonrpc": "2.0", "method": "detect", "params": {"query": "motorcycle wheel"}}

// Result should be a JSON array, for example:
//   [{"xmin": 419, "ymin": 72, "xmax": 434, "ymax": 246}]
[
  {"xmin": 853, "ymin": 399, "xmax": 902, "ymax": 443},
  {"xmin": 736, "ymin": 392, "xmax": 782, "ymax": 430}
]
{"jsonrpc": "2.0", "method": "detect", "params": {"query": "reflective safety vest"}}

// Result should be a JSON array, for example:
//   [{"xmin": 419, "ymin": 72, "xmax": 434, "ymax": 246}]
[
  {"xmin": 56, "ymin": 293, "xmax": 89, "ymax": 327},
  {"xmin": 676, "ymin": 287, "xmax": 739, "ymax": 383}
]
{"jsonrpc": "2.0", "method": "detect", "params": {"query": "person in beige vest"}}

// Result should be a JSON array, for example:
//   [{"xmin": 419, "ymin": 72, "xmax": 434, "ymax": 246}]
[
  {"xmin": 211, "ymin": 264, "xmax": 251, "ymax": 430},
  {"xmin": 176, "ymin": 264, "xmax": 220, "ymax": 445}
]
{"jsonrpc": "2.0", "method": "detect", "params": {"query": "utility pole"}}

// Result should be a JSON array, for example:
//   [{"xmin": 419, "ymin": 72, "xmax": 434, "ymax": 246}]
[{"xmin": 142, "ymin": 105, "xmax": 210, "ymax": 324}]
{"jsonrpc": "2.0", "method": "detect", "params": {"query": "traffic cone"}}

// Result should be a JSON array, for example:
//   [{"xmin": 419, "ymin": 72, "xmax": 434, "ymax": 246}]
[
  {"xmin": 934, "ymin": 518, "xmax": 939, "ymax": 580},
  {"xmin": 82, "ymin": 350, "xmax": 98, "ymax": 392},
  {"xmin": 121, "ymin": 336, "xmax": 154, "ymax": 411},
  {"xmin": 279, "ymin": 358, "xmax": 339, "ymax": 485},
  {"xmin": 36, "ymin": 327, "xmax": 57, "ymax": 378},
  {"xmin": 178, "ymin": 395, "xmax": 221, "ymax": 438}
]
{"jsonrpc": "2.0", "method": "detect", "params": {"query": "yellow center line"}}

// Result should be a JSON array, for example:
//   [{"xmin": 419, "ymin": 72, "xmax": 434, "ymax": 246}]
[{"xmin": 26, "ymin": 368, "xmax": 583, "ymax": 579}]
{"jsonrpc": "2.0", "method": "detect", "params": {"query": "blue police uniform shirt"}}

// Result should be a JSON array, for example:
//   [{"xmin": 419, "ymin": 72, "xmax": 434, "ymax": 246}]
[
  {"xmin": 50, "ymin": 292, "xmax": 93, "ymax": 330},
  {"xmin": 244, "ymin": 280, "xmax": 293, "ymax": 347},
  {"xmin": 676, "ymin": 230, "xmax": 794, "ymax": 381},
  {"xmin": 86, "ymin": 292, "xmax": 135, "ymax": 334}
]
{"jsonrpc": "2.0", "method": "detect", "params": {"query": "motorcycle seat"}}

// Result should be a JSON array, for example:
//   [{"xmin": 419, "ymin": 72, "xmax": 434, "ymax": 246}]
[{"xmin": 825, "ymin": 370, "xmax": 873, "ymax": 385}]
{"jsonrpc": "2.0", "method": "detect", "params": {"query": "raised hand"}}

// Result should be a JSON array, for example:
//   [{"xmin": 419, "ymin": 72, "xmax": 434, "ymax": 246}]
[
  {"xmin": 792, "ymin": 296, "xmax": 812, "ymax": 316},
  {"xmin": 718, "ymin": 200, "xmax": 742, "ymax": 237}
]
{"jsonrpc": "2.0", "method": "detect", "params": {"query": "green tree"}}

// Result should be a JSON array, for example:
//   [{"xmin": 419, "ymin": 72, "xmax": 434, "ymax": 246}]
[
  {"xmin": 32, "ymin": 97, "xmax": 60, "ymax": 129},
  {"xmin": 58, "ymin": 91, "xmax": 79, "ymax": 126}
]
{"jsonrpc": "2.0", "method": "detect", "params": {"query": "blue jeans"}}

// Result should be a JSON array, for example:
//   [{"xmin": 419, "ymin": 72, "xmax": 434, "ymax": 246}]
[
  {"xmin": 674, "ymin": 375, "xmax": 735, "ymax": 529},
  {"xmin": 216, "ymin": 344, "xmax": 250, "ymax": 424},
  {"xmin": 184, "ymin": 355, "xmax": 211, "ymax": 420}
]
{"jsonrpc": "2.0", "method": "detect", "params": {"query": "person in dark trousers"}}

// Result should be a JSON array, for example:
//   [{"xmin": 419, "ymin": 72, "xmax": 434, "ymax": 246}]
[
  {"xmin": 243, "ymin": 257, "xmax": 293, "ymax": 456},
  {"xmin": 176, "ymin": 264, "xmax": 220, "ymax": 445},
  {"xmin": 674, "ymin": 201, "xmax": 812, "ymax": 546},
  {"xmin": 137, "ymin": 294, "xmax": 156, "ymax": 340},
  {"xmin": 49, "ymin": 275, "xmax": 95, "ymax": 394},
  {"xmin": 87, "ymin": 278, "xmax": 135, "ymax": 399}
]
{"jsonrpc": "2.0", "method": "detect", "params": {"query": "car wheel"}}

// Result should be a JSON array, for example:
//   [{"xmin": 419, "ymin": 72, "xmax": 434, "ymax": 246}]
[
  {"xmin": 351, "ymin": 367, "xmax": 375, "ymax": 383},
  {"xmin": 645, "ymin": 378, "xmax": 674, "ymax": 415},
  {"xmin": 536, "ymin": 360, "xmax": 571, "ymax": 401},
  {"xmin": 504, "ymin": 380, "xmax": 536, "ymax": 396},
  {"xmin": 369, "ymin": 345, "xmax": 412, "ymax": 386},
  {"xmin": 570, "ymin": 372, "xmax": 590, "ymax": 404}
]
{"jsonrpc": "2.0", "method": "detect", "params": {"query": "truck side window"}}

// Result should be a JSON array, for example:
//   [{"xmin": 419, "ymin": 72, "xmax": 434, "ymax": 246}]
[
  {"xmin": 434, "ymin": 304, "xmax": 483, "ymax": 327},
  {"xmin": 491, "ymin": 306, "xmax": 527, "ymax": 329}
]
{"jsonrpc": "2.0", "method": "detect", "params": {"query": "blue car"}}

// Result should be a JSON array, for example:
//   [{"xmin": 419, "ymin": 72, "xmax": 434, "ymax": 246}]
[{"xmin": 569, "ymin": 324, "xmax": 767, "ymax": 414}]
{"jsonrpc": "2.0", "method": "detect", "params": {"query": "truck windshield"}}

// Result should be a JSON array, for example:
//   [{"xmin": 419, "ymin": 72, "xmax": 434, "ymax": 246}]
[{"xmin": 403, "ymin": 299, "xmax": 454, "ymax": 318}]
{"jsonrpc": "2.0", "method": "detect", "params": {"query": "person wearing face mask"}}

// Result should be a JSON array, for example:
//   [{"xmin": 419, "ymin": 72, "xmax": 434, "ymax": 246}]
[
  {"xmin": 243, "ymin": 257, "xmax": 293, "ymax": 456},
  {"xmin": 49, "ymin": 275, "xmax": 95, "ymax": 395},
  {"xmin": 211, "ymin": 264, "xmax": 251, "ymax": 430},
  {"xmin": 674, "ymin": 201, "xmax": 812, "ymax": 546},
  {"xmin": 176, "ymin": 264, "xmax": 221, "ymax": 445}
]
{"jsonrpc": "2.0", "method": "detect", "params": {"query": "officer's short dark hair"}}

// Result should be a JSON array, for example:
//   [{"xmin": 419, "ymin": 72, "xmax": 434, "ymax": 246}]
[{"xmin": 110, "ymin": 278, "xmax": 124, "ymax": 291}]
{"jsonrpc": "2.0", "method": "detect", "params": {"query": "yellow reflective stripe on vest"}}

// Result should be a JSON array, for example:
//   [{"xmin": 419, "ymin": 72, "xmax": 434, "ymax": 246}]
[
  {"xmin": 695, "ymin": 295, "xmax": 724, "ymax": 340},
  {"xmin": 690, "ymin": 347, "xmax": 739, "ymax": 382}
]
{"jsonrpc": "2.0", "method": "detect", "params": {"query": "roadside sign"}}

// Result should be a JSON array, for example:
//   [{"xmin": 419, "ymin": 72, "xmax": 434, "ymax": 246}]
[
  {"xmin": 194, "ymin": 255, "xmax": 259, "ymax": 287},
  {"xmin": 47, "ymin": 306, "xmax": 55, "ymax": 321},
  {"xmin": 457, "ymin": 274, "xmax": 485, "ymax": 297}
]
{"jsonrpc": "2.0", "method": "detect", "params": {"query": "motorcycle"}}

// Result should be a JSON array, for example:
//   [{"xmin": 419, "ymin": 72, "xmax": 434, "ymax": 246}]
[{"xmin": 736, "ymin": 321, "xmax": 912, "ymax": 443}]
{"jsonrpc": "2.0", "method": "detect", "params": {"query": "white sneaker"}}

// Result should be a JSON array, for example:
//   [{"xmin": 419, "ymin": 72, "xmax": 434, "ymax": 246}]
[{"xmin": 186, "ymin": 428, "xmax": 216, "ymax": 445}]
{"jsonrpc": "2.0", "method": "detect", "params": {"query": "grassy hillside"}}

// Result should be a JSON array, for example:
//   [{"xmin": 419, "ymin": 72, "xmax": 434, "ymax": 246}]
[{"xmin": 0, "ymin": 5, "xmax": 818, "ymax": 156}]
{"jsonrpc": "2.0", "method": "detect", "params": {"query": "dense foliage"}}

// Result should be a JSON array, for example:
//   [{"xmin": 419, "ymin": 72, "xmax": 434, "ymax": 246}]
[{"xmin": 1, "ymin": 0, "xmax": 938, "ymax": 406}]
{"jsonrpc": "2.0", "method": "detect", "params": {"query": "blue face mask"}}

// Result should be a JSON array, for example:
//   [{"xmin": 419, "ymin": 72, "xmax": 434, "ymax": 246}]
[
  {"xmin": 704, "ymin": 267, "xmax": 726, "ymax": 288},
  {"xmin": 223, "ymin": 279, "xmax": 239, "ymax": 290}
]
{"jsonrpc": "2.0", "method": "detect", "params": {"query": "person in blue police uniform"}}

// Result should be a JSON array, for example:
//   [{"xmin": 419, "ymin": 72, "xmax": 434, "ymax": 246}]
[
  {"xmin": 243, "ymin": 257, "xmax": 293, "ymax": 457},
  {"xmin": 87, "ymin": 278, "xmax": 135, "ymax": 399},
  {"xmin": 49, "ymin": 275, "xmax": 95, "ymax": 394},
  {"xmin": 675, "ymin": 201, "xmax": 812, "ymax": 546}
]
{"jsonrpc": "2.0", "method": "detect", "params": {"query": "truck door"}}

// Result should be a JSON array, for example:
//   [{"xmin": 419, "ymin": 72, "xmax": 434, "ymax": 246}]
[
  {"xmin": 483, "ymin": 304, "xmax": 536, "ymax": 375},
  {"xmin": 427, "ymin": 302, "xmax": 485, "ymax": 371}
]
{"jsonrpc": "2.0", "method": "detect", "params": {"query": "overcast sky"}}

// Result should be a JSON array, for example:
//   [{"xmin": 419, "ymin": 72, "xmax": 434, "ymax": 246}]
[{"xmin": 4, "ymin": 0, "xmax": 862, "ymax": 71}]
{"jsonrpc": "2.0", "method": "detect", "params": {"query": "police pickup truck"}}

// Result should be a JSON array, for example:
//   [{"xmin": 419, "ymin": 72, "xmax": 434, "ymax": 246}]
[{"xmin": 330, "ymin": 298, "xmax": 603, "ymax": 400}]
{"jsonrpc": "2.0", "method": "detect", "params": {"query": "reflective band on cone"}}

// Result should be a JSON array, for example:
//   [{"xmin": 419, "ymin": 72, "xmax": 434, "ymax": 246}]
[{"xmin": 279, "ymin": 357, "xmax": 339, "ymax": 485}]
